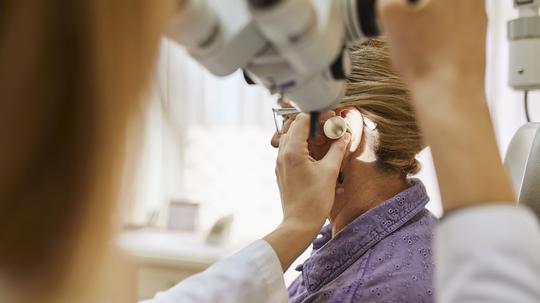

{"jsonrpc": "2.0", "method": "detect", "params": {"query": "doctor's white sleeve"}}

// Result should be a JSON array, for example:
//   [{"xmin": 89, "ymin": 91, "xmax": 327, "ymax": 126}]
[
  {"xmin": 436, "ymin": 205, "xmax": 540, "ymax": 303},
  {"xmin": 140, "ymin": 239, "xmax": 288, "ymax": 303}
]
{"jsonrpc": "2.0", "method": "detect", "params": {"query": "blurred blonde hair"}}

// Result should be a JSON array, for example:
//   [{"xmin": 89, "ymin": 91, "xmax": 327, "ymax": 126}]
[
  {"xmin": 340, "ymin": 38, "xmax": 424, "ymax": 175},
  {"xmin": 0, "ymin": 0, "xmax": 168, "ymax": 300}
]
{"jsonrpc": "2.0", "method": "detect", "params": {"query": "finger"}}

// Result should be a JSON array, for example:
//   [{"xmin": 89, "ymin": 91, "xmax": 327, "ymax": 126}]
[
  {"xmin": 321, "ymin": 133, "xmax": 351, "ymax": 173},
  {"xmin": 286, "ymin": 113, "xmax": 310, "ymax": 146},
  {"xmin": 278, "ymin": 133, "xmax": 288, "ymax": 155},
  {"xmin": 278, "ymin": 114, "xmax": 311, "ymax": 165},
  {"xmin": 281, "ymin": 113, "xmax": 298, "ymax": 135},
  {"xmin": 285, "ymin": 114, "xmax": 312, "ymax": 157},
  {"xmin": 274, "ymin": 165, "xmax": 281, "ymax": 186},
  {"xmin": 276, "ymin": 134, "xmax": 287, "ymax": 177}
]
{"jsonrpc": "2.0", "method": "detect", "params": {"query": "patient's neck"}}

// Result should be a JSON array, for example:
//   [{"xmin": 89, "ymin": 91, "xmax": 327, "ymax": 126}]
[{"xmin": 329, "ymin": 160, "xmax": 408, "ymax": 237}]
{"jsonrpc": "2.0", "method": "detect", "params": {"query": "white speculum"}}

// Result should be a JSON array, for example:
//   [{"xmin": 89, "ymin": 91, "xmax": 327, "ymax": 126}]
[{"xmin": 323, "ymin": 116, "xmax": 349, "ymax": 139}]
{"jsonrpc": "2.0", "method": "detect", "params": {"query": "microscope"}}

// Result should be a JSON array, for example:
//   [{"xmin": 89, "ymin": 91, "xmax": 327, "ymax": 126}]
[
  {"xmin": 167, "ymin": 0, "xmax": 379, "ymax": 136},
  {"xmin": 505, "ymin": 0, "xmax": 540, "ymax": 217}
]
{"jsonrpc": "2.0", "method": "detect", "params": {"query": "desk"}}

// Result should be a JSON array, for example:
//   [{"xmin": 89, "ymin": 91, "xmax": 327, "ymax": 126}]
[{"xmin": 119, "ymin": 230, "xmax": 231, "ymax": 300}]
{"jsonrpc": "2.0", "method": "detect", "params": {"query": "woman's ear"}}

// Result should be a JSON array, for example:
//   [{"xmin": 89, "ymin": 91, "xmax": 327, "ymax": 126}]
[{"xmin": 336, "ymin": 107, "xmax": 364, "ymax": 154}]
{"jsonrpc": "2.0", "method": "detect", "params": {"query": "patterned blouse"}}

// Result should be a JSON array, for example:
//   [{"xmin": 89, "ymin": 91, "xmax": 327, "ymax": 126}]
[{"xmin": 288, "ymin": 179, "xmax": 437, "ymax": 303}]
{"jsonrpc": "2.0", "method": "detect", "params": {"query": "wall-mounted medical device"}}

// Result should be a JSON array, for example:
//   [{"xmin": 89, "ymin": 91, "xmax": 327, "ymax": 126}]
[
  {"xmin": 167, "ymin": 0, "xmax": 380, "ymax": 135},
  {"xmin": 505, "ymin": 0, "xmax": 540, "ymax": 218},
  {"xmin": 508, "ymin": 0, "xmax": 540, "ymax": 90}
]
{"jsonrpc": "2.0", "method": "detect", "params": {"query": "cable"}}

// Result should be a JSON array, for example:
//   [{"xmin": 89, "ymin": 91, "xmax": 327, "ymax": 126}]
[
  {"xmin": 524, "ymin": 90, "xmax": 531, "ymax": 122},
  {"xmin": 309, "ymin": 111, "xmax": 320, "ymax": 138}
]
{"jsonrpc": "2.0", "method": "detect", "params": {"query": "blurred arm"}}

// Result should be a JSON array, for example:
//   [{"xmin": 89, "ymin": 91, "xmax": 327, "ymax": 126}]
[
  {"xmin": 436, "ymin": 205, "xmax": 540, "ymax": 303},
  {"xmin": 141, "ymin": 240, "xmax": 288, "ymax": 303}
]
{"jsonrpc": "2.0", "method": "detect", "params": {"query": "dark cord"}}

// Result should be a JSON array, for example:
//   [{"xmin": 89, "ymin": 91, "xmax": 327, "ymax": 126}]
[
  {"xmin": 309, "ymin": 111, "xmax": 320, "ymax": 138},
  {"xmin": 524, "ymin": 90, "xmax": 531, "ymax": 122},
  {"xmin": 338, "ymin": 171, "xmax": 345, "ymax": 184}
]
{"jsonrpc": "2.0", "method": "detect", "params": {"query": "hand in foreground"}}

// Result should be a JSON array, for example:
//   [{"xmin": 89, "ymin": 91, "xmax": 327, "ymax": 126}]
[
  {"xmin": 378, "ymin": 0, "xmax": 487, "ymax": 93},
  {"xmin": 275, "ymin": 113, "xmax": 351, "ymax": 230},
  {"xmin": 377, "ymin": 0, "xmax": 515, "ymax": 211},
  {"xmin": 264, "ymin": 113, "xmax": 350, "ymax": 271}
]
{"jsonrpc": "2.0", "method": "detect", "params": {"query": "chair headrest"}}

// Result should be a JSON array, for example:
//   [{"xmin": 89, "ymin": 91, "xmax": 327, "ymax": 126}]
[{"xmin": 505, "ymin": 122, "xmax": 540, "ymax": 218}]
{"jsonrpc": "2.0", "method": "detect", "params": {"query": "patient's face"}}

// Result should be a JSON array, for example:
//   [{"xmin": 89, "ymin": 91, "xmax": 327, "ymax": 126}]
[{"xmin": 271, "ymin": 102, "xmax": 363, "ymax": 161}]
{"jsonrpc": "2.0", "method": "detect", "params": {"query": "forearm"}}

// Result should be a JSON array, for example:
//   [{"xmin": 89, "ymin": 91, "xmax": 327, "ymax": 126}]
[
  {"xmin": 263, "ymin": 221, "xmax": 320, "ymax": 272},
  {"xmin": 143, "ymin": 240, "xmax": 288, "ymax": 303},
  {"xmin": 436, "ymin": 205, "xmax": 540, "ymax": 302},
  {"xmin": 411, "ymin": 76, "xmax": 515, "ymax": 212},
  {"xmin": 269, "ymin": 113, "xmax": 349, "ymax": 272}
]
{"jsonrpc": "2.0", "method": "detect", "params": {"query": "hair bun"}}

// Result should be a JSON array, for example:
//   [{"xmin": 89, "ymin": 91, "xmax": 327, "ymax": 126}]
[{"xmin": 406, "ymin": 159, "xmax": 422, "ymax": 175}]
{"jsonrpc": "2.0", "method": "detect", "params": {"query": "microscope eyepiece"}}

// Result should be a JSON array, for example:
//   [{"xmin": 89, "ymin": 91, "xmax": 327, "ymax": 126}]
[
  {"xmin": 248, "ymin": 0, "xmax": 282, "ymax": 9},
  {"xmin": 357, "ymin": 0, "xmax": 380, "ymax": 37},
  {"xmin": 340, "ymin": 0, "xmax": 380, "ymax": 41}
]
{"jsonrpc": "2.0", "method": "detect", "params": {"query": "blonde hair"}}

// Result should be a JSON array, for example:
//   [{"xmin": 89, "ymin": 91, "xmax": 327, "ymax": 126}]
[
  {"xmin": 0, "ymin": 0, "xmax": 167, "ymax": 300},
  {"xmin": 340, "ymin": 39, "xmax": 424, "ymax": 175}
]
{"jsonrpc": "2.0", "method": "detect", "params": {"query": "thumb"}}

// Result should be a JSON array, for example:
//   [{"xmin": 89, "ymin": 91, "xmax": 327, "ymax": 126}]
[{"xmin": 321, "ymin": 133, "xmax": 351, "ymax": 172}]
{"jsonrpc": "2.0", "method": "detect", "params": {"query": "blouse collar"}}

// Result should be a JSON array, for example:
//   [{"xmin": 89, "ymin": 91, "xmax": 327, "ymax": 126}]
[{"xmin": 299, "ymin": 179, "xmax": 429, "ymax": 292}]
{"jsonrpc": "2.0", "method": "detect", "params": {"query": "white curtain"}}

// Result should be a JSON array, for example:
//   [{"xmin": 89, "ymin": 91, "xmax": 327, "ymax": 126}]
[{"xmin": 126, "ymin": 39, "xmax": 283, "ymax": 243}]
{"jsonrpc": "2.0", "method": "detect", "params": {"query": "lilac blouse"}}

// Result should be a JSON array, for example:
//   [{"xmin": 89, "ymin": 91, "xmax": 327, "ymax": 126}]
[{"xmin": 288, "ymin": 179, "xmax": 437, "ymax": 303}]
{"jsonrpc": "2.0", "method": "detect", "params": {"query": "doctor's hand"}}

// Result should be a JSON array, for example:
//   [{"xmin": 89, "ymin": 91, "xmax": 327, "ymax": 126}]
[
  {"xmin": 264, "ymin": 113, "xmax": 350, "ymax": 271},
  {"xmin": 276, "ymin": 113, "xmax": 350, "ymax": 229},
  {"xmin": 378, "ymin": 0, "xmax": 487, "ymax": 93}
]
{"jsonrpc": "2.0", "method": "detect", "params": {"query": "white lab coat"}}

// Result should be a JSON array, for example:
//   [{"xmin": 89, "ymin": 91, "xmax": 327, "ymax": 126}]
[
  {"xmin": 140, "ymin": 240, "xmax": 288, "ymax": 303},
  {"xmin": 142, "ymin": 205, "xmax": 540, "ymax": 303},
  {"xmin": 436, "ymin": 205, "xmax": 540, "ymax": 303}
]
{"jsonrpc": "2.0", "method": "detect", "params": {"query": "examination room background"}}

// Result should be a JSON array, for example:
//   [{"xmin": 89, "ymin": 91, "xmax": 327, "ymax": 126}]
[{"xmin": 119, "ymin": 0, "xmax": 539, "ymax": 286}]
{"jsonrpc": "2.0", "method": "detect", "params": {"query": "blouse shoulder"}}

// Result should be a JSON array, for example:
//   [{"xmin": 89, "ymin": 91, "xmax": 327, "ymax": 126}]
[{"xmin": 351, "ymin": 209, "xmax": 437, "ymax": 302}]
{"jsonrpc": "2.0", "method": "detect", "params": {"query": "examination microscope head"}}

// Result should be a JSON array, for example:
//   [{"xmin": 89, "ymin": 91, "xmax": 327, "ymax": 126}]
[{"xmin": 168, "ymin": 0, "xmax": 382, "ymax": 137}]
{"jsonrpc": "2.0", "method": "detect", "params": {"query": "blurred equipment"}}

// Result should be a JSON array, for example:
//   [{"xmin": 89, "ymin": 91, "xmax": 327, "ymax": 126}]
[
  {"xmin": 205, "ymin": 214, "xmax": 235, "ymax": 245},
  {"xmin": 167, "ymin": 0, "xmax": 380, "ymax": 136},
  {"xmin": 323, "ymin": 116, "xmax": 349, "ymax": 139},
  {"xmin": 505, "ymin": 0, "xmax": 540, "ymax": 217},
  {"xmin": 167, "ymin": 200, "xmax": 200, "ymax": 231}
]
